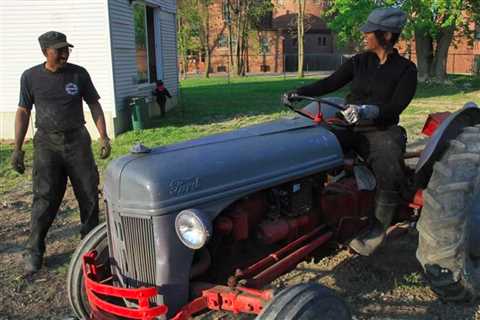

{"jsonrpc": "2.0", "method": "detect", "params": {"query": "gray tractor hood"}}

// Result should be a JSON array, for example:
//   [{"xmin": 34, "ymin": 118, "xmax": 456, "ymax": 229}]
[{"xmin": 104, "ymin": 116, "xmax": 344, "ymax": 216}]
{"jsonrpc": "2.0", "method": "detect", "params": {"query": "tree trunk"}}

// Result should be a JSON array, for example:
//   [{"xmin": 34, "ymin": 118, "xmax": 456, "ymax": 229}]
[
  {"xmin": 202, "ymin": 1, "xmax": 211, "ymax": 78},
  {"xmin": 204, "ymin": 48, "xmax": 211, "ymax": 78},
  {"xmin": 414, "ymin": 28, "xmax": 434, "ymax": 82},
  {"xmin": 297, "ymin": 0, "xmax": 305, "ymax": 78},
  {"xmin": 239, "ymin": 10, "xmax": 249, "ymax": 76},
  {"xmin": 226, "ymin": 0, "xmax": 234, "ymax": 72},
  {"xmin": 197, "ymin": 0, "xmax": 211, "ymax": 78},
  {"xmin": 181, "ymin": 55, "xmax": 188, "ymax": 79},
  {"xmin": 432, "ymin": 25, "xmax": 455, "ymax": 83}
]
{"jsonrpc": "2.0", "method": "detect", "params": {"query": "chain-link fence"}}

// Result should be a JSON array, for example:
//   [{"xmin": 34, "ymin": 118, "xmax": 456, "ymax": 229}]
[{"xmin": 180, "ymin": 52, "xmax": 480, "ymax": 79}]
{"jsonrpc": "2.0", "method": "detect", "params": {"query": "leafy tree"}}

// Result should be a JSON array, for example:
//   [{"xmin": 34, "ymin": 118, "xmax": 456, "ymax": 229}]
[
  {"xmin": 177, "ymin": 0, "xmax": 213, "ymax": 78},
  {"xmin": 324, "ymin": 0, "xmax": 480, "ymax": 83},
  {"xmin": 177, "ymin": 0, "xmax": 201, "ymax": 78},
  {"xmin": 197, "ymin": 0, "xmax": 214, "ymax": 78},
  {"xmin": 223, "ymin": 0, "xmax": 273, "ymax": 75},
  {"xmin": 404, "ymin": 0, "xmax": 480, "ymax": 82}
]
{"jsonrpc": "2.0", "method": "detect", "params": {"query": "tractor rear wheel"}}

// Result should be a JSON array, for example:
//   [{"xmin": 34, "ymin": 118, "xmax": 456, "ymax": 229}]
[
  {"xmin": 416, "ymin": 125, "xmax": 480, "ymax": 301},
  {"xmin": 255, "ymin": 283, "xmax": 351, "ymax": 320},
  {"xmin": 67, "ymin": 223, "xmax": 109, "ymax": 319}
]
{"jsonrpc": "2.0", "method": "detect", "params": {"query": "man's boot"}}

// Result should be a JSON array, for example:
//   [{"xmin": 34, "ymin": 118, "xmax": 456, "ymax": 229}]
[
  {"xmin": 348, "ymin": 191, "xmax": 400, "ymax": 256},
  {"xmin": 24, "ymin": 251, "xmax": 43, "ymax": 275}
]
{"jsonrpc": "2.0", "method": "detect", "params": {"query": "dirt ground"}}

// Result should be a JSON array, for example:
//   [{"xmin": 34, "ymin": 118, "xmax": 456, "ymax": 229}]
[{"xmin": 1, "ymin": 179, "xmax": 480, "ymax": 320}]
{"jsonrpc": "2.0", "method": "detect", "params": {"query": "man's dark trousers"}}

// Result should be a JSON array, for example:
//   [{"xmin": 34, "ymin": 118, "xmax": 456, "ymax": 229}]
[{"xmin": 27, "ymin": 126, "xmax": 99, "ymax": 257}]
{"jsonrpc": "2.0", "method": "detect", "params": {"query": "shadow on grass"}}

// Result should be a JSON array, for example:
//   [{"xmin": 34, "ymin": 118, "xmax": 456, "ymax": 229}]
[
  {"xmin": 147, "ymin": 77, "xmax": 348, "ymax": 129},
  {"xmin": 45, "ymin": 250, "xmax": 74, "ymax": 269},
  {"xmin": 145, "ymin": 74, "xmax": 478, "ymax": 130}
]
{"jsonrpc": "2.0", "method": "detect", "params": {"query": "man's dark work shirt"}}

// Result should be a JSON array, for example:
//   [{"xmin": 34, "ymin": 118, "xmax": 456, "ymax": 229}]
[
  {"xmin": 19, "ymin": 63, "xmax": 100, "ymax": 132},
  {"xmin": 296, "ymin": 49, "xmax": 417, "ymax": 127}
]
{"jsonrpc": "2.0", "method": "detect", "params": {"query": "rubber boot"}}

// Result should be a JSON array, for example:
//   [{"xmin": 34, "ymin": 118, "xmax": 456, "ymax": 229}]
[{"xmin": 348, "ymin": 191, "xmax": 399, "ymax": 256}]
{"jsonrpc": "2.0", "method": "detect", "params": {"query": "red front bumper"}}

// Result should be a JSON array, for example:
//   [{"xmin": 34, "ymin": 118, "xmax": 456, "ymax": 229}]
[
  {"xmin": 82, "ymin": 225, "xmax": 333, "ymax": 319},
  {"xmin": 83, "ymin": 251, "xmax": 168, "ymax": 320},
  {"xmin": 83, "ymin": 251, "xmax": 273, "ymax": 320}
]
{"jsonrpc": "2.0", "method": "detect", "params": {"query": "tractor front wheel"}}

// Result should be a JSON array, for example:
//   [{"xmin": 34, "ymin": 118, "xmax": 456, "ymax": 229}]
[
  {"xmin": 255, "ymin": 283, "xmax": 351, "ymax": 320},
  {"xmin": 417, "ymin": 125, "xmax": 480, "ymax": 301},
  {"xmin": 67, "ymin": 222, "xmax": 109, "ymax": 319}
]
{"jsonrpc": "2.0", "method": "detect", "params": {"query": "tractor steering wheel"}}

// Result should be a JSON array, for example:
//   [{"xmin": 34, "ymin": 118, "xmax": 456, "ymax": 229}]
[{"xmin": 283, "ymin": 95, "xmax": 351, "ymax": 127}]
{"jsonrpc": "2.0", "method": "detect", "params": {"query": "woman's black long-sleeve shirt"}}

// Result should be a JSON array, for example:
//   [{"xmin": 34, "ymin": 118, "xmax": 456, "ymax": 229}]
[{"xmin": 296, "ymin": 49, "xmax": 418, "ymax": 127}]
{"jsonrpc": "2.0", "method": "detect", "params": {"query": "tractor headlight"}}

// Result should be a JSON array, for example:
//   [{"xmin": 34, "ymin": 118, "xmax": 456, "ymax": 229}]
[{"xmin": 175, "ymin": 209, "xmax": 211, "ymax": 250}]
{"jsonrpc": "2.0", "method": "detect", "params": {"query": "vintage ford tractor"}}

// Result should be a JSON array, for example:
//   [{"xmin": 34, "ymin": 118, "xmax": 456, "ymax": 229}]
[{"xmin": 67, "ymin": 97, "xmax": 480, "ymax": 320}]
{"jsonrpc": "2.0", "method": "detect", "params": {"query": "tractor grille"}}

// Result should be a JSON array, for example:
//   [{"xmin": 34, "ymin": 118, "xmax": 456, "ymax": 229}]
[{"xmin": 117, "ymin": 215, "xmax": 157, "ymax": 288}]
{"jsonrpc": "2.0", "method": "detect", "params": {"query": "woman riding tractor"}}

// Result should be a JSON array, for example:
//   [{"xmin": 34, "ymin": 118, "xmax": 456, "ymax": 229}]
[{"xmin": 283, "ymin": 7, "xmax": 418, "ymax": 256}]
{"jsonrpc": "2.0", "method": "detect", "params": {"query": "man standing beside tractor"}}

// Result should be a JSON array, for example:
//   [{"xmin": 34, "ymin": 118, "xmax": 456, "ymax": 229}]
[
  {"xmin": 11, "ymin": 31, "xmax": 111, "ymax": 275},
  {"xmin": 284, "ymin": 7, "xmax": 418, "ymax": 256}
]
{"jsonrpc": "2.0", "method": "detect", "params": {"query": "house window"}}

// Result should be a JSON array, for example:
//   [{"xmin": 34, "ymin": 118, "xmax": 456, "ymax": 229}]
[
  {"xmin": 133, "ymin": 3, "xmax": 157, "ymax": 84},
  {"xmin": 318, "ymin": 36, "xmax": 327, "ymax": 46},
  {"xmin": 218, "ymin": 34, "xmax": 228, "ymax": 48},
  {"xmin": 260, "ymin": 36, "xmax": 269, "ymax": 53}
]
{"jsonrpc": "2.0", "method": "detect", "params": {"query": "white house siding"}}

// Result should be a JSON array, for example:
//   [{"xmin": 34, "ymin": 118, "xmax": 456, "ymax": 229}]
[
  {"xmin": 0, "ymin": 0, "xmax": 115, "ymax": 140},
  {"xmin": 108, "ymin": 0, "xmax": 178, "ymax": 135},
  {"xmin": 159, "ymin": 10, "xmax": 179, "ymax": 97},
  {"xmin": 155, "ymin": 0, "xmax": 179, "ymax": 98}
]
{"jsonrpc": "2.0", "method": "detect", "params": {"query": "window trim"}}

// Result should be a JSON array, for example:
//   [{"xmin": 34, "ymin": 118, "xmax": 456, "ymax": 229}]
[{"xmin": 133, "ymin": 2, "xmax": 158, "ymax": 85}]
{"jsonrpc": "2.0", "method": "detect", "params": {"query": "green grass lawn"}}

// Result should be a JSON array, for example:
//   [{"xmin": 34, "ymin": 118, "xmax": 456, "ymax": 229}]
[{"xmin": 1, "ymin": 74, "xmax": 479, "ymax": 195}]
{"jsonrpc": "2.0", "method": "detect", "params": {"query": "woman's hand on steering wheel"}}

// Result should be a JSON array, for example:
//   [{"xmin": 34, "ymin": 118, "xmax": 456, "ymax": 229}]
[{"xmin": 281, "ymin": 93, "xmax": 352, "ymax": 126}]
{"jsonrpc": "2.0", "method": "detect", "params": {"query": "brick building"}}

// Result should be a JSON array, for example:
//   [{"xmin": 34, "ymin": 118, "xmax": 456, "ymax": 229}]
[
  {"xmin": 183, "ymin": 0, "xmax": 339, "ymax": 74},
  {"xmin": 182, "ymin": 1, "xmax": 480, "ymax": 75}
]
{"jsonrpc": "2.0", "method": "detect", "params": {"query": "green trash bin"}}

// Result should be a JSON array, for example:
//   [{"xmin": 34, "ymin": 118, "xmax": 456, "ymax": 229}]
[{"xmin": 129, "ymin": 96, "xmax": 148, "ymax": 130}]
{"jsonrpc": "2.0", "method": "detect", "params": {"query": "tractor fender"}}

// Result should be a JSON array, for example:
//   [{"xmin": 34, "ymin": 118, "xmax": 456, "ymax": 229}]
[{"xmin": 415, "ymin": 102, "xmax": 480, "ymax": 188}]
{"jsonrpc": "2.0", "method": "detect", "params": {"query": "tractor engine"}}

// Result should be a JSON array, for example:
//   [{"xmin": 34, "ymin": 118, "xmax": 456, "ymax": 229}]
[{"xmin": 192, "ymin": 174, "xmax": 374, "ymax": 284}]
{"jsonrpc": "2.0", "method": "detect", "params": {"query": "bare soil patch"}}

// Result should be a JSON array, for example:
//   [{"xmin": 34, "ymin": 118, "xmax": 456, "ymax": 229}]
[{"xmin": 1, "ymin": 182, "xmax": 479, "ymax": 320}]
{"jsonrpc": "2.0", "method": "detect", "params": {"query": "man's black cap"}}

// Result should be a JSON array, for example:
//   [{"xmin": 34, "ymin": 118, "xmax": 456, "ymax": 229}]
[
  {"xmin": 360, "ymin": 8, "xmax": 407, "ymax": 33},
  {"xmin": 38, "ymin": 31, "xmax": 74, "ymax": 49}
]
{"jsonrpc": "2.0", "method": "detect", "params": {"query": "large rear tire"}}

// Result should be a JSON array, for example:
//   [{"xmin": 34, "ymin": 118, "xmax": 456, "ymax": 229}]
[
  {"xmin": 255, "ymin": 284, "xmax": 351, "ymax": 320},
  {"xmin": 416, "ymin": 125, "xmax": 480, "ymax": 301},
  {"xmin": 67, "ymin": 223, "xmax": 109, "ymax": 319}
]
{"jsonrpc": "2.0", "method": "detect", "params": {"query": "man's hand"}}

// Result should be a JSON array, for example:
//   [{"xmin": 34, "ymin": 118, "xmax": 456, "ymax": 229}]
[
  {"xmin": 11, "ymin": 149, "xmax": 25, "ymax": 174},
  {"xmin": 340, "ymin": 104, "xmax": 379, "ymax": 125},
  {"xmin": 99, "ymin": 137, "xmax": 111, "ymax": 159},
  {"xmin": 281, "ymin": 91, "xmax": 300, "ymax": 106}
]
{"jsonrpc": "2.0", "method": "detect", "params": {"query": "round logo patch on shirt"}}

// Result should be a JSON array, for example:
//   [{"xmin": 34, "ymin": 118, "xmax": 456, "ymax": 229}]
[{"xmin": 65, "ymin": 83, "xmax": 79, "ymax": 95}]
